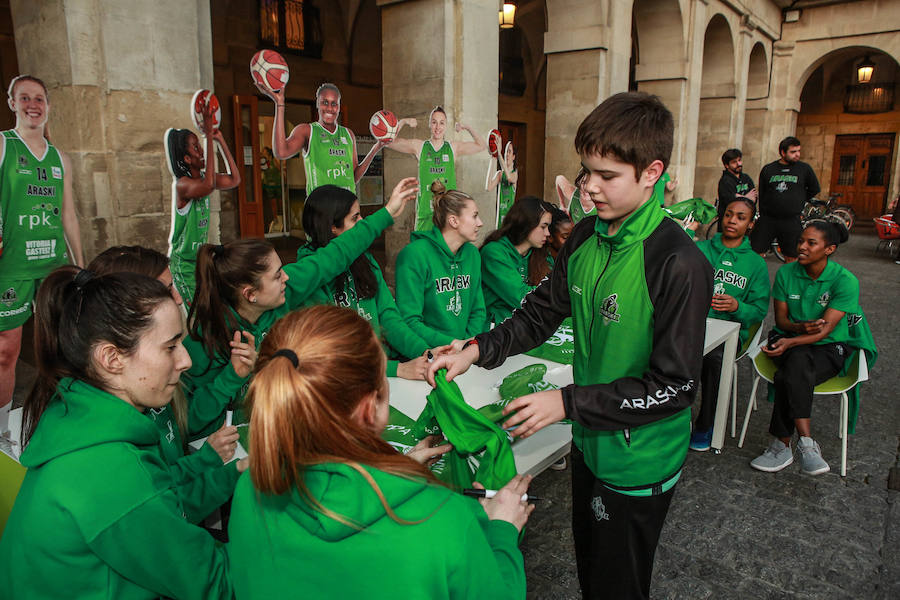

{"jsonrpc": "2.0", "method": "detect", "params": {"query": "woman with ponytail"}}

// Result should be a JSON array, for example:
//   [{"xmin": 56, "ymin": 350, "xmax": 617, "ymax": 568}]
[
  {"xmin": 164, "ymin": 101, "xmax": 240, "ymax": 305},
  {"xmin": 751, "ymin": 219, "xmax": 867, "ymax": 476},
  {"xmin": 297, "ymin": 185, "xmax": 433, "ymax": 379},
  {"xmin": 89, "ymin": 245, "xmax": 245, "ymax": 522},
  {"xmin": 395, "ymin": 180, "xmax": 487, "ymax": 347},
  {"xmin": 227, "ymin": 305, "xmax": 531, "ymax": 599},
  {"xmin": 183, "ymin": 177, "xmax": 418, "ymax": 435},
  {"xmin": 479, "ymin": 196, "xmax": 553, "ymax": 329},
  {"xmin": 0, "ymin": 266, "xmax": 231, "ymax": 599}
]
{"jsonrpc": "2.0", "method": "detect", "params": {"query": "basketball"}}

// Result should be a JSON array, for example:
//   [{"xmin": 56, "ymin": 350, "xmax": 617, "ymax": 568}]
[
  {"xmin": 250, "ymin": 49, "xmax": 290, "ymax": 93},
  {"xmin": 369, "ymin": 110, "xmax": 398, "ymax": 142},
  {"xmin": 488, "ymin": 129, "xmax": 502, "ymax": 157},
  {"xmin": 190, "ymin": 89, "xmax": 221, "ymax": 133}
]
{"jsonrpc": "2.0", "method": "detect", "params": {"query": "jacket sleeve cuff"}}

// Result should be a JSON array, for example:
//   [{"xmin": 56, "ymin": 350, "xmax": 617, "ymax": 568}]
[{"xmin": 385, "ymin": 360, "xmax": 399, "ymax": 378}]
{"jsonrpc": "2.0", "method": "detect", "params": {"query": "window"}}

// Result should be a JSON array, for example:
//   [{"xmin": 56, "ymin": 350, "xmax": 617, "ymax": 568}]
[{"xmin": 259, "ymin": 0, "xmax": 322, "ymax": 58}]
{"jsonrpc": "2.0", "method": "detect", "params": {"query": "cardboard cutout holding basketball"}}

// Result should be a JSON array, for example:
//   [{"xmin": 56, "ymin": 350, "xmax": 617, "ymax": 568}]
[
  {"xmin": 485, "ymin": 135, "xmax": 518, "ymax": 227},
  {"xmin": 250, "ymin": 49, "xmax": 383, "ymax": 195},
  {"xmin": 381, "ymin": 106, "xmax": 489, "ymax": 231}
]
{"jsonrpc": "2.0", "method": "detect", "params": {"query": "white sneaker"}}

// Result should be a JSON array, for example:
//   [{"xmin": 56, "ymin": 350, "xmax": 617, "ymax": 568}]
[
  {"xmin": 750, "ymin": 439, "xmax": 794, "ymax": 472},
  {"xmin": 797, "ymin": 436, "xmax": 830, "ymax": 475}
]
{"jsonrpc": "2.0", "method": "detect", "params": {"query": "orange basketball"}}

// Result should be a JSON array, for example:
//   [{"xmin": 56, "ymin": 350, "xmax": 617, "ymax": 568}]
[
  {"xmin": 488, "ymin": 129, "xmax": 502, "ymax": 158},
  {"xmin": 369, "ymin": 110, "xmax": 399, "ymax": 141},
  {"xmin": 250, "ymin": 49, "xmax": 290, "ymax": 93},
  {"xmin": 191, "ymin": 89, "xmax": 221, "ymax": 133}
]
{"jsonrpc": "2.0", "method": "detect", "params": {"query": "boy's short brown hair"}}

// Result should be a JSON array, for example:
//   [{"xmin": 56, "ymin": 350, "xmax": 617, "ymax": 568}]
[{"xmin": 574, "ymin": 92, "xmax": 674, "ymax": 181}]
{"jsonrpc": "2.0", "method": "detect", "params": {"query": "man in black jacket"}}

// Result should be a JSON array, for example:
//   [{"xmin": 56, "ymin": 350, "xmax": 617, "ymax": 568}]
[
  {"xmin": 716, "ymin": 148, "xmax": 756, "ymax": 221},
  {"xmin": 750, "ymin": 136, "xmax": 820, "ymax": 262}
]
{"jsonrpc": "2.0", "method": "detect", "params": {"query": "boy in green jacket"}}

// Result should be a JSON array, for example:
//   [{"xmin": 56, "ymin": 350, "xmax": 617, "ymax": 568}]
[{"xmin": 430, "ymin": 92, "xmax": 713, "ymax": 599}]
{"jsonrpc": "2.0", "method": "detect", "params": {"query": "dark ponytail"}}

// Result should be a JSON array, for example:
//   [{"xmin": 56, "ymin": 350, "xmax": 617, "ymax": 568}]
[
  {"xmin": 805, "ymin": 217, "xmax": 850, "ymax": 248},
  {"xmin": 188, "ymin": 239, "xmax": 275, "ymax": 360},
  {"xmin": 483, "ymin": 196, "xmax": 552, "ymax": 285},
  {"xmin": 301, "ymin": 185, "xmax": 377, "ymax": 299},
  {"xmin": 88, "ymin": 245, "xmax": 169, "ymax": 279},
  {"xmin": 24, "ymin": 266, "xmax": 172, "ymax": 444},
  {"xmin": 165, "ymin": 128, "xmax": 194, "ymax": 179}
]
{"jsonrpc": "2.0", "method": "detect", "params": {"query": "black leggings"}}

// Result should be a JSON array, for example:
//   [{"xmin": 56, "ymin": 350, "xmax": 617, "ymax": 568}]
[
  {"xmin": 768, "ymin": 342, "xmax": 849, "ymax": 438},
  {"xmin": 695, "ymin": 344, "xmax": 725, "ymax": 432}
]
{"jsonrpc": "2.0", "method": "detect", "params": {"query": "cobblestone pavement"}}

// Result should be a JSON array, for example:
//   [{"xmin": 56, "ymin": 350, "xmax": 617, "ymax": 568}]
[
  {"xmin": 521, "ymin": 229, "xmax": 900, "ymax": 599},
  {"xmin": 10, "ymin": 230, "xmax": 899, "ymax": 599}
]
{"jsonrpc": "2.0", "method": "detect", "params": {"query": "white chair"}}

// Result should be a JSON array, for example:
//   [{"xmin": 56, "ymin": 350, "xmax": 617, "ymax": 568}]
[
  {"xmin": 729, "ymin": 323, "xmax": 763, "ymax": 438},
  {"xmin": 738, "ymin": 347, "xmax": 869, "ymax": 476}
]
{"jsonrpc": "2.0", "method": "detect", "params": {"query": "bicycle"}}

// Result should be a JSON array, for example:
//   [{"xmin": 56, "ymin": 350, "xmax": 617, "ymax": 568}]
[{"xmin": 770, "ymin": 193, "xmax": 855, "ymax": 262}]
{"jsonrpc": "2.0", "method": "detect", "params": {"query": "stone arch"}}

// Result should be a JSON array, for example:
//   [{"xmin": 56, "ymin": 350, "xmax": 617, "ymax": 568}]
[
  {"xmin": 693, "ymin": 13, "xmax": 737, "ymax": 205},
  {"xmin": 742, "ymin": 41, "xmax": 769, "ymax": 178}
]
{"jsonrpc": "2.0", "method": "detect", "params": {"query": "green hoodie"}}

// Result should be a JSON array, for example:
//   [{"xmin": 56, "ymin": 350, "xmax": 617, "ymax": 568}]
[
  {"xmin": 295, "ymin": 248, "xmax": 430, "ymax": 377},
  {"xmin": 696, "ymin": 233, "xmax": 770, "ymax": 349},
  {"xmin": 0, "ymin": 379, "xmax": 231, "ymax": 599},
  {"xmin": 227, "ymin": 463, "xmax": 524, "ymax": 599},
  {"xmin": 480, "ymin": 236, "xmax": 534, "ymax": 329},
  {"xmin": 148, "ymin": 403, "xmax": 240, "ymax": 523},
  {"xmin": 183, "ymin": 207, "xmax": 395, "ymax": 435},
  {"xmin": 395, "ymin": 228, "xmax": 486, "ymax": 347}
]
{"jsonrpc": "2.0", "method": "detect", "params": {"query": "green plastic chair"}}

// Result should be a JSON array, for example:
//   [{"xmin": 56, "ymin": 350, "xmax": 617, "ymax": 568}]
[
  {"xmin": 738, "ymin": 346, "xmax": 868, "ymax": 476},
  {"xmin": 0, "ymin": 450, "xmax": 26, "ymax": 536}
]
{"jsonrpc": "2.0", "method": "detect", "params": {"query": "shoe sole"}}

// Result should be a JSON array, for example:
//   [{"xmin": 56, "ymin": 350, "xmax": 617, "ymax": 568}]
[
  {"xmin": 801, "ymin": 464, "xmax": 830, "ymax": 475},
  {"xmin": 750, "ymin": 455, "xmax": 794, "ymax": 472},
  {"xmin": 689, "ymin": 444, "xmax": 711, "ymax": 452}
]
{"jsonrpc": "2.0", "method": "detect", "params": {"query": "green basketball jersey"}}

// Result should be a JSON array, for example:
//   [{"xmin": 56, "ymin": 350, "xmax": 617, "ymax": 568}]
[
  {"xmin": 0, "ymin": 130, "xmax": 68, "ymax": 278},
  {"xmin": 416, "ymin": 141, "xmax": 456, "ymax": 231},
  {"xmin": 168, "ymin": 192, "xmax": 210, "ymax": 304},
  {"xmin": 303, "ymin": 122, "xmax": 356, "ymax": 195},
  {"xmin": 568, "ymin": 188, "xmax": 596, "ymax": 225},
  {"xmin": 496, "ymin": 170, "xmax": 516, "ymax": 227}
]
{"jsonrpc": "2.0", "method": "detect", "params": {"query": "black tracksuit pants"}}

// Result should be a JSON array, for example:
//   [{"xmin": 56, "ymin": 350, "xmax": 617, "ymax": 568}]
[
  {"xmin": 695, "ymin": 344, "xmax": 725, "ymax": 432},
  {"xmin": 571, "ymin": 448, "xmax": 676, "ymax": 600},
  {"xmin": 768, "ymin": 342, "xmax": 848, "ymax": 438}
]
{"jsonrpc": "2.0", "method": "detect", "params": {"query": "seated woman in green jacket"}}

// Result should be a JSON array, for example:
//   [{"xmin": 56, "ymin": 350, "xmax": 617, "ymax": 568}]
[
  {"xmin": 183, "ymin": 178, "xmax": 418, "ymax": 435},
  {"xmin": 228, "ymin": 305, "xmax": 532, "ymax": 599},
  {"xmin": 751, "ymin": 220, "xmax": 859, "ymax": 476},
  {"xmin": 88, "ymin": 245, "xmax": 245, "ymax": 523},
  {"xmin": 0, "ymin": 267, "xmax": 231, "ymax": 599},
  {"xmin": 689, "ymin": 197, "xmax": 770, "ymax": 451},
  {"xmin": 480, "ymin": 195, "xmax": 552, "ymax": 329},
  {"xmin": 395, "ymin": 181, "xmax": 487, "ymax": 348},
  {"xmin": 298, "ymin": 185, "xmax": 432, "ymax": 379}
]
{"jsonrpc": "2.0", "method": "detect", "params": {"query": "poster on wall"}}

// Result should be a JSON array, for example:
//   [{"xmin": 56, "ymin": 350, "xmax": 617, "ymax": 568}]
[{"xmin": 357, "ymin": 135, "xmax": 384, "ymax": 206}]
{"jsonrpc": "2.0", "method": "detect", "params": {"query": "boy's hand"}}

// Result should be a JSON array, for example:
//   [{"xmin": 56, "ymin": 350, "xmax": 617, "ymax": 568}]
[{"xmin": 502, "ymin": 390, "xmax": 565, "ymax": 439}]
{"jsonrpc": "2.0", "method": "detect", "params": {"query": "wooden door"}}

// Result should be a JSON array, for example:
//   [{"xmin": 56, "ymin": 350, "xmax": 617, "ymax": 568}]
[
  {"xmin": 498, "ymin": 121, "xmax": 526, "ymax": 200},
  {"xmin": 830, "ymin": 133, "xmax": 895, "ymax": 219},
  {"xmin": 232, "ymin": 95, "xmax": 265, "ymax": 238}
]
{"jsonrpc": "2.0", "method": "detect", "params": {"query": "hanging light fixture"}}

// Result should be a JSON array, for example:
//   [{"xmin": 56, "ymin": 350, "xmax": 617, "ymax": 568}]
[
  {"xmin": 499, "ymin": 1, "xmax": 517, "ymax": 29},
  {"xmin": 856, "ymin": 55, "xmax": 875, "ymax": 84}
]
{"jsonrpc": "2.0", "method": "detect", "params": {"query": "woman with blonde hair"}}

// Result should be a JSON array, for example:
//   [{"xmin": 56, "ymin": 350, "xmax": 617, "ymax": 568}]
[{"xmin": 227, "ymin": 305, "xmax": 531, "ymax": 598}]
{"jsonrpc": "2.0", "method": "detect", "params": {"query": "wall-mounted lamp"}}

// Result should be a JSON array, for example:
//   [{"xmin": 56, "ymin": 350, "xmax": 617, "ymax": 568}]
[
  {"xmin": 856, "ymin": 56, "xmax": 875, "ymax": 84},
  {"xmin": 499, "ymin": 2, "xmax": 517, "ymax": 29}
]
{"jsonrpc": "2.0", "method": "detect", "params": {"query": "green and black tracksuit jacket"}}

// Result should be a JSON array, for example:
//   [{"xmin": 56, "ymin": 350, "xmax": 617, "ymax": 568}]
[{"xmin": 475, "ymin": 197, "xmax": 713, "ymax": 494}]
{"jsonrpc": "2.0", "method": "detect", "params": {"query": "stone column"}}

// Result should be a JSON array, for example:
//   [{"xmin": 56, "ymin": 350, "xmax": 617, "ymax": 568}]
[
  {"xmin": 542, "ymin": 0, "xmax": 632, "ymax": 201},
  {"xmin": 10, "ymin": 0, "xmax": 214, "ymax": 260},
  {"xmin": 378, "ymin": 0, "xmax": 498, "ymax": 281}
]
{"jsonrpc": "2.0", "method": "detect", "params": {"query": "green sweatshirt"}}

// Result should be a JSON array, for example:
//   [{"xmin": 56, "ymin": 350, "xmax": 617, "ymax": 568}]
[
  {"xmin": 148, "ymin": 403, "xmax": 240, "ymax": 523},
  {"xmin": 481, "ymin": 236, "xmax": 534, "ymax": 329},
  {"xmin": 227, "ymin": 463, "xmax": 525, "ymax": 599},
  {"xmin": 183, "ymin": 207, "xmax": 395, "ymax": 435},
  {"xmin": 295, "ymin": 247, "xmax": 430, "ymax": 377},
  {"xmin": 395, "ymin": 228, "xmax": 486, "ymax": 347},
  {"xmin": 696, "ymin": 233, "xmax": 770, "ymax": 349},
  {"xmin": 0, "ymin": 379, "xmax": 231, "ymax": 599}
]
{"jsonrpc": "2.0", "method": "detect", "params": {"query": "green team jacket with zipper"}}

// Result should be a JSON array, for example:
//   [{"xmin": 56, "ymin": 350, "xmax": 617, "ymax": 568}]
[
  {"xmin": 182, "ymin": 208, "xmax": 395, "ymax": 436},
  {"xmin": 395, "ymin": 227, "xmax": 486, "ymax": 347},
  {"xmin": 0, "ymin": 378, "xmax": 231, "ymax": 599},
  {"xmin": 294, "ymin": 247, "xmax": 430, "ymax": 377},
  {"xmin": 227, "ymin": 463, "xmax": 524, "ymax": 599},
  {"xmin": 696, "ymin": 233, "xmax": 770, "ymax": 349},
  {"xmin": 475, "ymin": 196, "xmax": 713, "ymax": 491}
]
